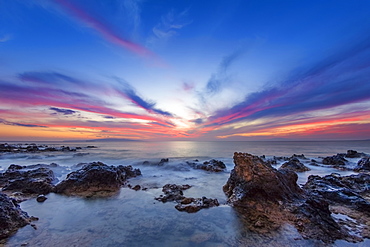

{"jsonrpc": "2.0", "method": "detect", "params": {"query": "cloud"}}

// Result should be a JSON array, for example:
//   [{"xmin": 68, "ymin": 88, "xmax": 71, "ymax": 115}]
[
  {"xmin": 204, "ymin": 36, "xmax": 370, "ymax": 129},
  {"xmin": 53, "ymin": 0, "xmax": 153, "ymax": 57},
  {"xmin": 0, "ymin": 119, "xmax": 47, "ymax": 128},
  {"xmin": 50, "ymin": 107, "xmax": 76, "ymax": 115},
  {"xmin": 114, "ymin": 77, "xmax": 174, "ymax": 117},
  {"xmin": 147, "ymin": 8, "xmax": 192, "ymax": 47}
]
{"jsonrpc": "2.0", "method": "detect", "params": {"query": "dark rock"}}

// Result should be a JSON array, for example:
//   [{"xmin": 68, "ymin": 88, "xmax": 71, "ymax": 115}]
[
  {"xmin": 158, "ymin": 158, "xmax": 169, "ymax": 166},
  {"xmin": 223, "ymin": 153, "xmax": 302, "ymax": 204},
  {"xmin": 345, "ymin": 150, "xmax": 368, "ymax": 158},
  {"xmin": 303, "ymin": 173, "xmax": 370, "ymax": 213},
  {"xmin": 322, "ymin": 154, "xmax": 347, "ymax": 167},
  {"xmin": 279, "ymin": 158, "xmax": 310, "ymax": 172},
  {"xmin": 186, "ymin": 159, "xmax": 226, "ymax": 172},
  {"xmin": 0, "ymin": 192, "xmax": 31, "ymax": 239},
  {"xmin": 36, "ymin": 194, "xmax": 47, "ymax": 203},
  {"xmin": 55, "ymin": 162, "xmax": 141, "ymax": 196},
  {"xmin": 0, "ymin": 143, "xmax": 80, "ymax": 153},
  {"xmin": 86, "ymin": 146, "xmax": 97, "ymax": 148},
  {"xmin": 155, "ymin": 184, "xmax": 191, "ymax": 203},
  {"xmin": 0, "ymin": 165, "xmax": 55, "ymax": 195},
  {"xmin": 132, "ymin": 185, "xmax": 141, "ymax": 191},
  {"xmin": 175, "ymin": 197, "xmax": 219, "ymax": 213},
  {"xmin": 354, "ymin": 157, "xmax": 370, "ymax": 172},
  {"xmin": 290, "ymin": 154, "xmax": 307, "ymax": 160}
]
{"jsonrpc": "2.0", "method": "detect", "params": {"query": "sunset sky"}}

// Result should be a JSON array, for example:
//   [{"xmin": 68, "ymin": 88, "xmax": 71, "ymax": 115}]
[{"xmin": 1, "ymin": 0, "xmax": 370, "ymax": 141}]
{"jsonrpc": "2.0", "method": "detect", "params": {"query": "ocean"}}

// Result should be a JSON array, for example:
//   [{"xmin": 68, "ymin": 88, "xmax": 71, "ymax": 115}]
[{"xmin": 1, "ymin": 140, "xmax": 370, "ymax": 246}]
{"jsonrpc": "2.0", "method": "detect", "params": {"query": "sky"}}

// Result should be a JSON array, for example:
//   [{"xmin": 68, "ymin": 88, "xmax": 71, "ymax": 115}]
[{"xmin": 1, "ymin": 0, "xmax": 370, "ymax": 141}]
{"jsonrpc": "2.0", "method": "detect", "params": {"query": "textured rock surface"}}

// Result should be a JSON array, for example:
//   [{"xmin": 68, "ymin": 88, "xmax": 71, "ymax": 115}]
[
  {"xmin": 0, "ymin": 165, "xmax": 55, "ymax": 195},
  {"xmin": 186, "ymin": 159, "xmax": 226, "ymax": 172},
  {"xmin": 354, "ymin": 157, "xmax": 370, "ymax": 172},
  {"xmin": 280, "ymin": 158, "xmax": 310, "ymax": 172},
  {"xmin": 0, "ymin": 193, "xmax": 31, "ymax": 239},
  {"xmin": 55, "ymin": 162, "xmax": 141, "ymax": 196}
]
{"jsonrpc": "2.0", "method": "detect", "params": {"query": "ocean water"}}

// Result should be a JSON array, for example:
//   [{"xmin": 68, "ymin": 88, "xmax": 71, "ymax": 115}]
[{"xmin": 1, "ymin": 140, "xmax": 370, "ymax": 247}]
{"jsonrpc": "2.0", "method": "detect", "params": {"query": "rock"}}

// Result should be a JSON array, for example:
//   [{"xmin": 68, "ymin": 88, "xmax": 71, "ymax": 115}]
[
  {"xmin": 290, "ymin": 154, "xmax": 307, "ymax": 160},
  {"xmin": 0, "ymin": 192, "xmax": 31, "ymax": 239},
  {"xmin": 186, "ymin": 159, "xmax": 226, "ymax": 172},
  {"xmin": 132, "ymin": 185, "xmax": 141, "ymax": 191},
  {"xmin": 345, "ymin": 150, "xmax": 367, "ymax": 158},
  {"xmin": 223, "ymin": 153, "xmax": 302, "ymax": 205},
  {"xmin": 0, "ymin": 143, "xmax": 80, "ymax": 153},
  {"xmin": 86, "ymin": 146, "xmax": 97, "ymax": 148},
  {"xmin": 175, "ymin": 197, "xmax": 219, "ymax": 213},
  {"xmin": 158, "ymin": 158, "xmax": 169, "ymax": 166},
  {"xmin": 55, "ymin": 162, "xmax": 141, "ymax": 196},
  {"xmin": 155, "ymin": 184, "xmax": 191, "ymax": 203},
  {"xmin": 322, "ymin": 154, "xmax": 347, "ymax": 167},
  {"xmin": 279, "ymin": 158, "xmax": 310, "ymax": 172},
  {"xmin": 354, "ymin": 157, "xmax": 370, "ymax": 172},
  {"xmin": 36, "ymin": 194, "xmax": 47, "ymax": 202},
  {"xmin": 303, "ymin": 173, "xmax": 370, "ymax": 213},
  {"xmin": 0, "ymin": 165, "xmax": 55, "ymax": 195}
]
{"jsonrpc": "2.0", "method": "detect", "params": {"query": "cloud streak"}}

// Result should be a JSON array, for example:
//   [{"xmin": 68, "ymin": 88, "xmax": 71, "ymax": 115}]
[{"xmin": 53, "ymin": 0, "xmax": 153, "ymax": 57}]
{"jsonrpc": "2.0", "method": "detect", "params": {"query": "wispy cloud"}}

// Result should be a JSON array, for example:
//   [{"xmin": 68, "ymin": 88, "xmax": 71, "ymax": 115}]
[
  {"xmin": 147, "ymin": 8, "xmax": 192, "ymax": 47},
  {"xmin": 0, "ymin": 118, "xmax": 47, "ymax": 128},
  {"xmin": 53, "ymin": 0, "xmax": 153, "ymax": 57},
  {"xmin": 200, "ymin": 36, "xmax": 370, "ymax": 137},
  {"xmin": 0, "ymin": 34, "xmax": 12, "ymax": 42},
  {"xmin": 50, "ymin": 107, "xmax": 76, "ymax": 115},
  {"xmin": 114, "ymin": 77, "xmax": 174, "ymax": 117}
]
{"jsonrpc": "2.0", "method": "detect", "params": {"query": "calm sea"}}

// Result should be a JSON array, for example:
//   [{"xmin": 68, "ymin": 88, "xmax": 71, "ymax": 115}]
[{"xmin": 1, "ymin": 140, "xmax": 370, "ymax": 247}]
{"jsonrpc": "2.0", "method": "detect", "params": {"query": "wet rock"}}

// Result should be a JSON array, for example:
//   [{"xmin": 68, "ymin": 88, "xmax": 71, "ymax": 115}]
[
  {"xmin": 155, "ymin": 184, "xmax": 191, "ymax": 203},
  {"xmin": 0, "ymin": 143, "xmax": 79, "ymax": 153},
  {"xmin": 36, "ymin": 194, "xmax": 47, "ymax": 203},
  {"xmin": 175, "ymin": 197, "xmax": 219, "ymax": 213},
  {"xmin": 86, "ymin": 146, "xmax": 97, "ymax": 148},
  {"xmin": 186, "ymin": 159, "xmax": 226, "ymax": 172},
  {"xmin": 131, "ymin": 185, "xmax": 141, "ymax": 191},
  {"xmin": 223, "ymin": 152, "xmax": 359, "ymax": 243},
  {"xmin": 322, "ymin": 154, "xmax": 347, "ymax": 167},
  {"xmin": 158, "ymin": 158, "xmax": 169, "ymax": 166},
  {"xmin": 0, "ymin": 165, "xmax": 55, "ymax": 195},
  {"xmin": 55, "ymin": 162, "xmax": 141, "ymax": 196},
  {"xmin": 303, "ymin": 173, "xmax": 370, "ymax": 213},
  {"xmin": 223, "ymin": 153, "xmax": 302, "ymax": 204},
  {"xmin": 354, "ymin": 157, "xmax": 370, "ymax": 172},
  {"xmin": 345, "ymin": 150, "xmax": 368, "ymax": 158},
  {"xmin": 0, "ymin": 192, "xmax": 31, "ymax": 239},
  {"xmin": 279, "ymin": 158, "xmax": 310, "ymax": 172},
  {"xmin": 290, "ymin": 154, "xmax": 307, "ymax": 160}
]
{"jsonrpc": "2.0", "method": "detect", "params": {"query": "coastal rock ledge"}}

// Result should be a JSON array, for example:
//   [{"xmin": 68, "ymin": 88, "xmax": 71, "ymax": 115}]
[{"xmin": 223, "ymin": 152, "xmax": 368, "ymax": 243}]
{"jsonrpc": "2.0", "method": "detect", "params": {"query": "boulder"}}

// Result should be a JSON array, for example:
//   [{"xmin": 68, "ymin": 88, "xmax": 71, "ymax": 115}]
[
  {"xmin": 0, "ymin": 192, "xmax": 31, "ymax": 239},
  {"xmin": 55, "ymin": 162, "xmax": 141, "ymax": 196},
  {"xmin": 223, "ymin": 152, "xmax": 302, "ymax": 204},
  {"xmin": 279, "ymin": 158, "xmax": 310, "ymax": 172},
  {"xmin": 0, "ymin": 165, "xmax": 55, "ymax": 195},
  {"xmin": 155, "ymin": 184, "xmax": 191, "ymax": 203},
  {"xmin": 322, "ymin": 154, "xmax": 347, "ymax": 167}
]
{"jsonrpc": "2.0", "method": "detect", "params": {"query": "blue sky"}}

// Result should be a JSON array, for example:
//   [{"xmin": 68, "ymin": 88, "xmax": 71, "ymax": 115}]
[{"xmin": 1, "ymin": 0, "xmax": 370, "ymax": 141}]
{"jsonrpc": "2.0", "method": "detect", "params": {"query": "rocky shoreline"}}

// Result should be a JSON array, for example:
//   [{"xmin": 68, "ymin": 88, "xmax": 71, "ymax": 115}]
[{"xmin": 1, "ymin": 144, "xmax": 370, "ymax": 244}]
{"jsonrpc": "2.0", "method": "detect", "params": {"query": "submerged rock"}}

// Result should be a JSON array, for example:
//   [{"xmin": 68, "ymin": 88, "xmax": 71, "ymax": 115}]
[
  {"xmin": 279, "ymin": 158, "xmax": 310, "ymax": 172},
  {"xmin": 0, "ymin": 165, "xmax": 55, "ymax": 195},
  {"xmin": 55, "ymin": 162, "xmax": 141, "ymax": 196},
  {"xmin": 175, "ymin": 197, "xmax": 219, "ymax": 213},
  {"xmin": 0, "ymin": 192, "xmax": 32, "ymax": 239}
]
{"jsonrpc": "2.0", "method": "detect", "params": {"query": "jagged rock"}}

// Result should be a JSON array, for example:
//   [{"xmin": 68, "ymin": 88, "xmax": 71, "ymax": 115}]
[
  {"xmin": 223, "ymin": 153, "xmax": 302, "ymax": 204},
  {"xmin": 0, "ymin": 192, "xmax": 31, "ymax": 239},
  {"xmin": 0, "ymin": 165, "xmax": 55, "ymax": 195},
  {"xmin": 155, "ymin": 184, "xmax": 191, "ymax": 202},
  {"xmin": 158, "ymin": 158, "xmax": 169, "ymax": 166},
  {"xmin": 175, "ymin": 197, "xmax": 219, "ymax": 213},
  {"xmin": 345, "ymin": 150, "xmax": 367, "ymax": 158},
  {"xmin": 322, "ymin": 154, "xmax": 347, "ymax": 167},
  {"xmin": 303, "ymin": 173, "xmax": 370, "ymax": 213},
  {"xmin": 354, "ymin": 157, "xmax": 370, "ymax": 172},
  {"xmin": 290, "ymin": 154, "xmax": 307, "ymax": 160},
  {"xmin": 0, "ymin": 143, "xmax": 80, "ymax": 153},
  {"xmin": 186, "ymin": 159, "xmax": 226, "ymax": 172},
  {"xmin": 131, "ymin": 185, "xmax": 141, "ymax": 191},
  {"xmin": 279, "ymin": 158, "xmax": 310, "ymax": 172},
  {"xmin": 55, "ymin": 162, "xmax": 141, "ymax": 196}
]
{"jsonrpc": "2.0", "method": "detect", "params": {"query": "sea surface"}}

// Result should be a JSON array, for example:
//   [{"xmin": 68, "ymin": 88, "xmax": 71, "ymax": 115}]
[{"xmin": 1, "ymin": 140, "xmax": 370, "ymax": 247}]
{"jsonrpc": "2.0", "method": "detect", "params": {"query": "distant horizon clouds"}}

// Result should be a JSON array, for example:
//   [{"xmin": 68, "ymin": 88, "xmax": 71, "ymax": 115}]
[{"xmin": 0, "ymin": 0, "xmax": 370, "ymax": 141}]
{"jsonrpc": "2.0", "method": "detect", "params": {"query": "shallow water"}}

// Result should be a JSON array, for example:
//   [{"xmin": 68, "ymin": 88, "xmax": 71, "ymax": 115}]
[{"xmin": 1, "ymin": 141, "xmax": 370, "ymax": 246}]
